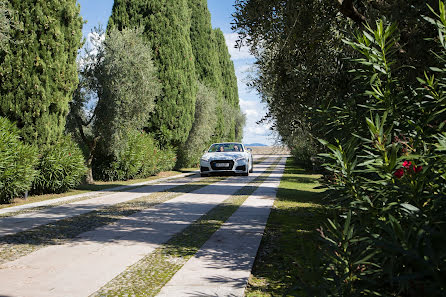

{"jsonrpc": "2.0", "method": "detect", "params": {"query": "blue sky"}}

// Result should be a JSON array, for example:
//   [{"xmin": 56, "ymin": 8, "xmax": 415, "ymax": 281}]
[{"xmin": 77, "ymin": 0, "xmax": 274, "ymax": 145}]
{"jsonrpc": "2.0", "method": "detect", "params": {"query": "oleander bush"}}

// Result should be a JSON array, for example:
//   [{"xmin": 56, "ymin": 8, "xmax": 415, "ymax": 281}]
[
  {"xmin": 308, "ymin": 8, "xmax": 446, "ymax": 296},
  {"xmin": 156, "ymin": 147, "xmax": 177, "ymax": 173},
  {"xmin": 94, "ymin": 131, "xmax": 176, "ymax": 181},
  {"xmin": 0, "ymin": 117, "xmax": 38, "ymax": 203},
  {"xmin": 31, "ymin": 135, "xmax": 87, "ymax": 194}
]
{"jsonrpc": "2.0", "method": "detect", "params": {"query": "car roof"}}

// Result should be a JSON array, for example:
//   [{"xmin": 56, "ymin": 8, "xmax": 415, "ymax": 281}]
[
  {"xmin": 211, "ymin": 142, "xmax": 243, "ymax": 145},
  {"xmin": 211, "ymin": 142, "xmax": 243, "ymax": 146}
]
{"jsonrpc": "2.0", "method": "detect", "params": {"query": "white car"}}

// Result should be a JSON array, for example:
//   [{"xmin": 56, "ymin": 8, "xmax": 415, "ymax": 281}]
[{"xmin": 200, "ymin": 143, "xmax": 253, "ymax": 177}]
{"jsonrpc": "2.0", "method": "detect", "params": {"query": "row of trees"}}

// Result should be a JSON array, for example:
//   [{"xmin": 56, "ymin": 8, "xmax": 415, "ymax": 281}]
[
  {"xmin": 234, "ymin": 0, "xmax": 445, "ymax": 295},
  {"xmin": 108, "ymin": 0, "xmax": 243, "ymax": 149},
  {"xmin": 0, "ymin": 0, "xmax": 244, "ymax": 202}
]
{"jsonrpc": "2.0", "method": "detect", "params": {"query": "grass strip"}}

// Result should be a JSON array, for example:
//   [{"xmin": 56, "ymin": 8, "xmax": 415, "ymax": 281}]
[
  {"xmin": 245, "ymin": 157, "xmax": 330, "ymax": 297},
  {"xmin": 0, "ymin": 170, "xmax": 197, "ymax": 211},
  {"xmin": 0, "ymin": 172, "xmax": 199, "ymax": 219},
  {"xmin": 0, "ymin": 176, "xmax": 225, "ymax": 265},
  {"xmin": 91, "ymin": 159, "xmax": 282, "ymax": 297},
  {"xmin": 0, "ymin": 193, "xmax": 104, "ymax": 218},
  {"xmin": 253, "ymin": 155, "xmax": 269, "ymax": 165},
  {"xmin": 0, "ymin": 158, "xmax": 267, "ymax": 216}
]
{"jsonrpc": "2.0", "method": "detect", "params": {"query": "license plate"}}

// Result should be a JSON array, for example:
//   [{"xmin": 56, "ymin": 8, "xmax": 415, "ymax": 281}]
[{"xmin": 215, "ymin": 163, "xmax": 230, "ymax": 168}]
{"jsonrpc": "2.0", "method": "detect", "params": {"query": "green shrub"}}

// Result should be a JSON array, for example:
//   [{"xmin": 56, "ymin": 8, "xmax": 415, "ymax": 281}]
[
  {"xmin": 32, "ymin": 136, "xmax": 87, "ymax": 194},
  {"xmin": 288, "ymin": 131, "xmax": 319, "ymax": 170},
  {"xmin": 0, "ymin": 117, "xmax": 38, "ymax": 203},
  {"xmin": 156, "ymin": 147, "xmax": 176, "ymax": 173},
  {"xmin": 312, "ymin": 15, "xmax": 446, "ymax": 296},
  {"xmin": 94, "ymin": 131, "xmax": 176, "ymax": 181}
]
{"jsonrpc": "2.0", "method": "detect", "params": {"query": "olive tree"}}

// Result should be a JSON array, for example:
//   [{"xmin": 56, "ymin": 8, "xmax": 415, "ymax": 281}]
[
  {"xmin": 177, "ymin": 82, "xmax": 218, "ymax": 168},
  {"xmin": 67, "ymin": 27, "xmax": 161, "ymax": 183}
]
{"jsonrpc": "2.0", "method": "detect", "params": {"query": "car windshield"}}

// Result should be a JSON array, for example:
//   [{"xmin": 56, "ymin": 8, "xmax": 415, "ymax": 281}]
[{"xmin": 208, "ymin": 143, "xmax": 244, "ymax": 153}]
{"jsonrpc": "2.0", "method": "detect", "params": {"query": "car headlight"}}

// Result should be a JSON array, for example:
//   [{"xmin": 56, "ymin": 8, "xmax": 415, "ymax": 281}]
[
  {"xmin": 235, "ymin": 157, "xmax": 247, "ymax": 162},
  {"xmin": 200, "ymin": 157, "xmax": 210, "ymax": 162}
]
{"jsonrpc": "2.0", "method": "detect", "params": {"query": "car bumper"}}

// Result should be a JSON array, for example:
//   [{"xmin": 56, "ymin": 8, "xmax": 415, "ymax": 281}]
[{"xmin": 200, "ymin": 159, "xmax": 249, "ymax": 174}]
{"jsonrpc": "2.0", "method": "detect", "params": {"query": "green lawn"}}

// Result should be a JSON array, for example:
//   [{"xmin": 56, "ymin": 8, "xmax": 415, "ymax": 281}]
[{"xmin": 245, "ymin": 157, "xmax": 329, "ymax": 296}]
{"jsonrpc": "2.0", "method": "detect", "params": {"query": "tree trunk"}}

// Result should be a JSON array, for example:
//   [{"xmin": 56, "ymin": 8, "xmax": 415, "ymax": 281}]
[
  {"xmin": 84, "ymin": 138, "xmax": 98, "ymax": 184},
  {"xmin": 75, "ymin": 116, "xmax": 99, "ymax": 184},
  {"xmin": 85, "ymin": 156, "xmax": 94, "ymax": 184}
]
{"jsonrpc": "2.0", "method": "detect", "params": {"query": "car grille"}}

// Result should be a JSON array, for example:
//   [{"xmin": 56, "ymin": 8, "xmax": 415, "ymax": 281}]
[
  {"xmin": 210, "ymin": 160, "xmax": 234, "ymax": 171},
  {"xmin": 236, "ymin": 165, "xmax": 246, "ymax": 171}
]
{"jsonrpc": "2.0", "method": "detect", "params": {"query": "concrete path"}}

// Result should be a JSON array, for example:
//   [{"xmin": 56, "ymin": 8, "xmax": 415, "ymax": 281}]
[
  {"xmin": 0, "ymin": 173, "xmax": 205, "ymax": 237},
  {"xmin": 0, "ymin": 171, "xmax": 199, "ymax": 216},
  {"xmin": 0, "ymin": 157, "xmax": 279, "ymax": 297},
  {"xmin": 157, "ymin": 157, "xmax": 286, "ymax": 297}
]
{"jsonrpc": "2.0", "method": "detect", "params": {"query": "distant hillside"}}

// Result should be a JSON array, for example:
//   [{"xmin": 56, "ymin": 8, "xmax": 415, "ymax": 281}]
[{"xmin": 245, "ymin": 143, "xmax": 267, "ymax": 147}]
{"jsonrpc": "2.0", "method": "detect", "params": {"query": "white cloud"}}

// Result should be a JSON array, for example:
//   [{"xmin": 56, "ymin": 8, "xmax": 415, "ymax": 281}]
[
  {"xmin": 239, "ymin": 98, "xmax": 273, "ymax": 145},
  {"xmin": 233, "ymin": 59, "xmax": 258, "ymax": 96},
  {"xmin": 247, "ymin": 125, "xmax": 268, "ymax": 135},
  {"xmin": 239, "ymin": 98, "xmax": 260, "ymax": 117},
  {"xmin": 224, "ymin": 33, "xmax": 254, "ymax": 61},
  {"xmin": 239, "ymin": 98, "xmax": 257, "ymax": 109},
  {"xmin": 244, "ymin": 109, "xmax": 259, "ymax": 117},
  {"xmin": 235, "ymin": 64, "xmax": 251, "ymax": 78}
]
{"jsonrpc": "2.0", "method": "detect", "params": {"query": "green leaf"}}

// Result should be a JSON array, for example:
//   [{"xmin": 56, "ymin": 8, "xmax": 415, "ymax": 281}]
[{"xmin": 400, "ymin": 203, "xmax": 420, "ymax": 213}]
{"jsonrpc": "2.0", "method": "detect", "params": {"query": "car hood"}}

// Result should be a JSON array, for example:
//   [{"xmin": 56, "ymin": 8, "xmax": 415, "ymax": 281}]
[{"xmin": 202, "ymin": 152, "xmax": 247, "ymax": 161}]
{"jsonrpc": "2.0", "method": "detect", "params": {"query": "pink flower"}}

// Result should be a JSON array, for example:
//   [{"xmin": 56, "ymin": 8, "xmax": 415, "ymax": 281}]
[
  {"xmin": 394, "ymin": 168, "xmax": 404, "ymax": 178},
  {"xmin": 402, "ymin": 161, "xmax": 412, "ymax": 168},
  {"xmin": 413, "ymin": 165, "xmax": 423, "ymax": 173}
]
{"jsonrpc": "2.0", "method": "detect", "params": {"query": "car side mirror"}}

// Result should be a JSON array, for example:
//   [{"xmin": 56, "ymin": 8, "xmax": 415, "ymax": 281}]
[{"xmin": 247, "ymin": 148, "xmax": 252, "ymax": 152}]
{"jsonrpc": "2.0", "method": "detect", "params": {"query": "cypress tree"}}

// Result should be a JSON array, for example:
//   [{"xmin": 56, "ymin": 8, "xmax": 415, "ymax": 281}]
[
  {"xmin": 213, "ymin": 28, "xmax": 239, "ymax": 108},
  {"xmin": 108, "ymin": 0, "xmax": 198, "ymax": 148},
  {"xmin": 0, "ymin": 0, "xmax": 83, "ymax": 145},
  {"xmin": 188, "ymin": 0, "xmax": 227, "ymax": 142},
  {"xmin": 213, "ymin": 28, "xmax": 241, "ymax": 140},
  {"xmin": 188, "ymin": 0, "xmax": 222, "ymax": 91}
]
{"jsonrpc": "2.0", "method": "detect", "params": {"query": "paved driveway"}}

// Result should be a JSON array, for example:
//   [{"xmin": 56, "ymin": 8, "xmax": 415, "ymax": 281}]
[{"xmin": 0, "ymin": 155, "xmax": 286, "ymax": 297}]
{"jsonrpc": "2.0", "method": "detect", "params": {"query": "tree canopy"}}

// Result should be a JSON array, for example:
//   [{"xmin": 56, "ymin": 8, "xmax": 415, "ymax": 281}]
[{"xmin": 232, "ymin": 0, "xmax": 439, "ymax": 147}]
